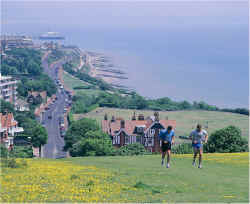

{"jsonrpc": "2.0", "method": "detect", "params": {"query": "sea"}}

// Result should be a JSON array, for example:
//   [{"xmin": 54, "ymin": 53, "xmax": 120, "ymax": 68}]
[{"xmin": 1, "ymin": 1, "xmax": 249, "ymax": 108}]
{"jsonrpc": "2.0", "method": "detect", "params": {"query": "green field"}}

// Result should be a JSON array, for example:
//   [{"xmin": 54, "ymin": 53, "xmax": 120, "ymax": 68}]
[
  {"xmin": 62, "ymin": 71, "xmax": 88, "ymax": 90},
  {"xmin": 75, "ymin": 107, "xmax": 249, "ymax": 140},
  {"xmin": 62, "ymin": 71, "xmax": 104, "ymax": 96},
  {"xmin": 1, "ymin": 153, "xmax": 248, "ymax": 202},
  {"xmin": 66, "ymin": 153, "xmax": 248, "ymax": 202}
]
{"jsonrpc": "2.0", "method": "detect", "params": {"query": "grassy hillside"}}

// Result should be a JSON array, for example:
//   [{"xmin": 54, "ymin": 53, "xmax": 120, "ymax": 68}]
[
  {"xmin": 62, "ymin": 71, "xmax": 104, "ymax": 96},
  {"xmin": 62, "ymin": 71, "xmax": 88, "ymax": 90},
  {"xmin": 1, "ymin": 153, "xmax": 248, "ymax": 202},
  {"xmin": 75, "ymin": 107, "xmax": 249, "ymax": 140}
]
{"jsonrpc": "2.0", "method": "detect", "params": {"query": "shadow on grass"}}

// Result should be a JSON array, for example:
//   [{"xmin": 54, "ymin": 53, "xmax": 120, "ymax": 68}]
[{"xmin": 134, "ymin": 181, "xmax": 161, "ymax": 194}]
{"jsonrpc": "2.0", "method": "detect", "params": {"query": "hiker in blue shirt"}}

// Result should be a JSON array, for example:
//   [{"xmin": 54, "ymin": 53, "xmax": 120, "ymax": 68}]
[{"xmin": 159, "ymin": 126, "xmax": 175, "ymax": 168}]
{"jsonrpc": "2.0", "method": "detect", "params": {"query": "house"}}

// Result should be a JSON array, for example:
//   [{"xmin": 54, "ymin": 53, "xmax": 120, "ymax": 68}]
[
  {"xmin": 102, "ymin": 112, "xmax": 176, "ymax": 152},
  {"xmin": 0, "ymin": 112, "xmax": 24, "ymax": 150},
  {"xmin": 15, "ymin": 98, "xmax": 30, "ymax": 112},
  {"xmin": 27, "ymin": 91, "xmax": 47, "ymax": 104}
]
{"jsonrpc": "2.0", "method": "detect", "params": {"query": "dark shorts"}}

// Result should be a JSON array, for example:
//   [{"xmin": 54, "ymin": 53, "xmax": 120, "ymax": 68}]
[{"xmin": 161, "ymin": 141, "xmax": 171, "ymax": 152}]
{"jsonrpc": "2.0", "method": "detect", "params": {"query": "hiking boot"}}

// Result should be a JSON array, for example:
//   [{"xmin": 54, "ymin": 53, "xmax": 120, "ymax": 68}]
[{"xmin": 166, "ymin": 163, "xmax": 170, "ymax": 168}]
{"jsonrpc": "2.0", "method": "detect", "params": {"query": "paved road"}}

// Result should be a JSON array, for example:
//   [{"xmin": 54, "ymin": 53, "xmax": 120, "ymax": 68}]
[{"xmin": 41, "ymin": 55, "xmax": 69, "ymax": 159}]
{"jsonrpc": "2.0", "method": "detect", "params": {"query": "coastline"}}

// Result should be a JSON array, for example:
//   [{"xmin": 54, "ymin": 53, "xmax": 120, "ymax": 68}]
[{"xmin": 79, "ymin": 49, "xmax": 127, "ymax": 86}]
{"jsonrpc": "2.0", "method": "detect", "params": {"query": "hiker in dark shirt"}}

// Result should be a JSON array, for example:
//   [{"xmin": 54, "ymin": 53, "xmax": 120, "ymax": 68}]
[{"xmin": 159, "ymin": 126, "xmax": 175, "ymax": 168}]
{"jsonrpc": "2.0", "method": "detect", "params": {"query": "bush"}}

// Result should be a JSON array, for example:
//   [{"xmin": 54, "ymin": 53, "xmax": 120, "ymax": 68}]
[
  {"xmin": 204, "ymin": 125, "xmax": 248, "ymax": 153},
  {"xmin": 116, "ymin": 143, "xmax": 149, "ymax": 156},
  {"xmin": 1, "ymin": 158, "xmax": 19, "ymax": 168},
  {"xmin": 70, "ymin": 174, "xmax": 80, "ymax": 180},
  {"xmin": 172, "ymin": 143, "xmax": 193, "ymax": 154},
  {"xmin": 10, "ymin": 146, "xmax": 33, "ymax": 158},
  {"xmin": 1, "ymin": 157, "xmax": 28, "ymax": 168},
  {"xmin": 70, "ymin": 130, "xmax": 114, "ymax": 157},
  {"xmin": 0, "ymin": 144, "xmax": 8, "ymax": 158},
  {"xmin": 64, "ymin": 118, "xmax": 99, "ymax": 151}
]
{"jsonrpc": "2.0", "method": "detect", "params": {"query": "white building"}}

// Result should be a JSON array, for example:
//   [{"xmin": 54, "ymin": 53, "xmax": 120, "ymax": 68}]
[{"xmin": 0, "ymin": 74, "xmax": 18, "ymax": 105}]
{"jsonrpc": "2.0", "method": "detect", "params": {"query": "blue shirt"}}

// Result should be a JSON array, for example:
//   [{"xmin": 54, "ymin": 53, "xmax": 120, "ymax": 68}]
[{"xmin": 159, "ymin": 129, "xmax": 175, "ymax": 142}]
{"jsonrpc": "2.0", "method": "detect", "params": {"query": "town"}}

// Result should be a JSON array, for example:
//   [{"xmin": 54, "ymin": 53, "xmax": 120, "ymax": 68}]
[
  {"xmin": 0, "ymin": 33, "xmax": 248, "ymax": 203},
  {"xmin": 0, "ymin": 34, "xmax": 177, "ymax": 158}
]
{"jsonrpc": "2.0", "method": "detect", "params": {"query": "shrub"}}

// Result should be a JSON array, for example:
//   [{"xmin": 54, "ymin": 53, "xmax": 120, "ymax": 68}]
[
  {"xmin": 64, "ymin": 118, "xmax": 99, "ymax": 151},
  {"xmin": 116, "ymin": 143, "xmax": 149, "ymax": 156},
  {"xmin": 1, "ymin": 158, "xmax": 19, "ymax": 168},
  {"xmin": 0, "ymin": 144, "xmax": 8, "ymax": 158},
  {"xmin": 204, "ymin": 125, "xmax": 248, "ymax": 153},
  {"xmin": 172, "ymin": 143, "xmax": 193, "ymax": 154},
  {"xmin": 10, "ymin": 146, "xmax": 33, "ymax": 158},
  {"xmin": 69, "ymin": 130, "xmax": 115, "ymax": 157},
  {"xmin": 70, "ymin": 174, "xmax": 80, "ymax": 180}
]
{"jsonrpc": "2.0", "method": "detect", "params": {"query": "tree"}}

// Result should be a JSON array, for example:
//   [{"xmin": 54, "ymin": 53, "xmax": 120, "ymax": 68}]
[
  {"xmin": 0, "ymin": 99, "xmax": 15, "ymax": 114},
  {"xmin": 205, "ymin": 126, "xmax": 248, "ymax": 153},
  {"xmin": 179, "ymin": 100, "xmax": 192, "ymax": 110},
  {"xmin": 30, "ymin": 125, "xmax": 48, "ymax": 157},
  {"xmin": 70, "ymin": 131, "xmax": 114, "ymax": 157},
  {"xmin": 64, "ymin": 118, "xmax": 99, "ymax": 151},
  {"xmin": 27, "ymin": 60, "xmax": 42, "ymax": 76}
]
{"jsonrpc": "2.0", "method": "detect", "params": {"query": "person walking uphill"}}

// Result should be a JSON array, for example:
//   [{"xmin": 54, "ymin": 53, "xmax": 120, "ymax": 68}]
[
  {"xmin": 159, "ymin": 126, "xmax": 175, "ymax": 168},
  {"xmin": 189, "ymin": 124, "xmax": 208, "ymax": 169}
]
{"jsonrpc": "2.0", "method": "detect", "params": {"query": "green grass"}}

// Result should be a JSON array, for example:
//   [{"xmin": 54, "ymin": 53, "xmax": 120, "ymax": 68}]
[
  {"xmin": 62, "ymin": 71, "xmax": 88, "ymax": 91},
  {"xmin": 62, "ymin": 71, "xmax": 104, "ymax": 97},
  {"xmin": 64, "ymin": 153, "xmax": 249, "ymax": 202},
  {"xmin": 75, "ymin": 107, "xmax": 249, "ymax": 140}
]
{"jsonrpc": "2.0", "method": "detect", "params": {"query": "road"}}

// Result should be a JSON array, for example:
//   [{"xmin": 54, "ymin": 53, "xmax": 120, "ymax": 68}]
[{"xmin": 41, "ymin": 54, "xmax": 70, "ymax": 159}]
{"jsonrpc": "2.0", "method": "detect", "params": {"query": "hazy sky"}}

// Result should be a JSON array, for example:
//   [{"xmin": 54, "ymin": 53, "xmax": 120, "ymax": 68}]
[{"xmin": 2, "ymin": 1, "xmax": 248, "ymax": 30}]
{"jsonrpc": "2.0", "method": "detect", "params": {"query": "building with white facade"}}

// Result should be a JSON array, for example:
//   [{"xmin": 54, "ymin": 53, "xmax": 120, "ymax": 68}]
[{"xmin": 0, "ymin": 74, "xmax": 18, "ymax": 105}]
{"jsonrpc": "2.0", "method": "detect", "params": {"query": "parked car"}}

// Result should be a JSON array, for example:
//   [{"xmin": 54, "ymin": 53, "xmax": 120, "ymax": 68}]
[
  {"xmin": 59, "ymin": 116, "xmax": 64, "ymax": 124},
  {"xmin": 60, "ymin": 130, "xmax": 66, "ymax": 137}
]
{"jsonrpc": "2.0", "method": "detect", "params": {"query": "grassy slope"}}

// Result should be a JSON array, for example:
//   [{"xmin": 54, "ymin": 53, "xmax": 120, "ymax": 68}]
[
  {"xmin": 62, "ymin": 71, "xmax": 88, "ymax": 90},
  {"xmin": 1, "ymin": 153, "xmax": 248, "ymax": 202},
  {"xmin": 65, "ymin": 153, "xmax": 249, "ymax": 202},
  {"xmin": 62, "ymin": 71, "xmax": 104, "ymax": 97},
  {"xmin": 75, "ymin": 107, "xmax": 249, "ymax": 140}
]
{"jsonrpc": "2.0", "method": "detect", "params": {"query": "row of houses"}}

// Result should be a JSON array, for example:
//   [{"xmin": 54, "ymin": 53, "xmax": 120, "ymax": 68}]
[
  {"xmin": 0, "ymin": 35, "xmax": 34, "ymax": 51},
  {"xmin": 102, "ymin": 112, "xmax": 176, "ymax": 152},
  {"xmin": 0, "ymin": 73, "xmax": 52, "ymax": 112}
]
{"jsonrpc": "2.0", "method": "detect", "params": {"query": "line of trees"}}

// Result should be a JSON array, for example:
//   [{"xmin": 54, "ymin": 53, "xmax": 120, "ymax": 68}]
[
  {"xmin": 2, "ymin": 48, "xmax": 56, "ymax": 97},
  {"xmin": 71, "ymin": 91, "xmax": 249, "ymax": 116}
]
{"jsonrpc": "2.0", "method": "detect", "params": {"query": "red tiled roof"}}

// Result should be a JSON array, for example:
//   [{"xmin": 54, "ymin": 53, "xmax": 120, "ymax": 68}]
[
  {"xmin": 102, "ymin": 119, "xmax": 176, "ymax": 136},
  {"xmin": 0, "ymin": 113, "xmax": 17, "ymax": 128}
]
